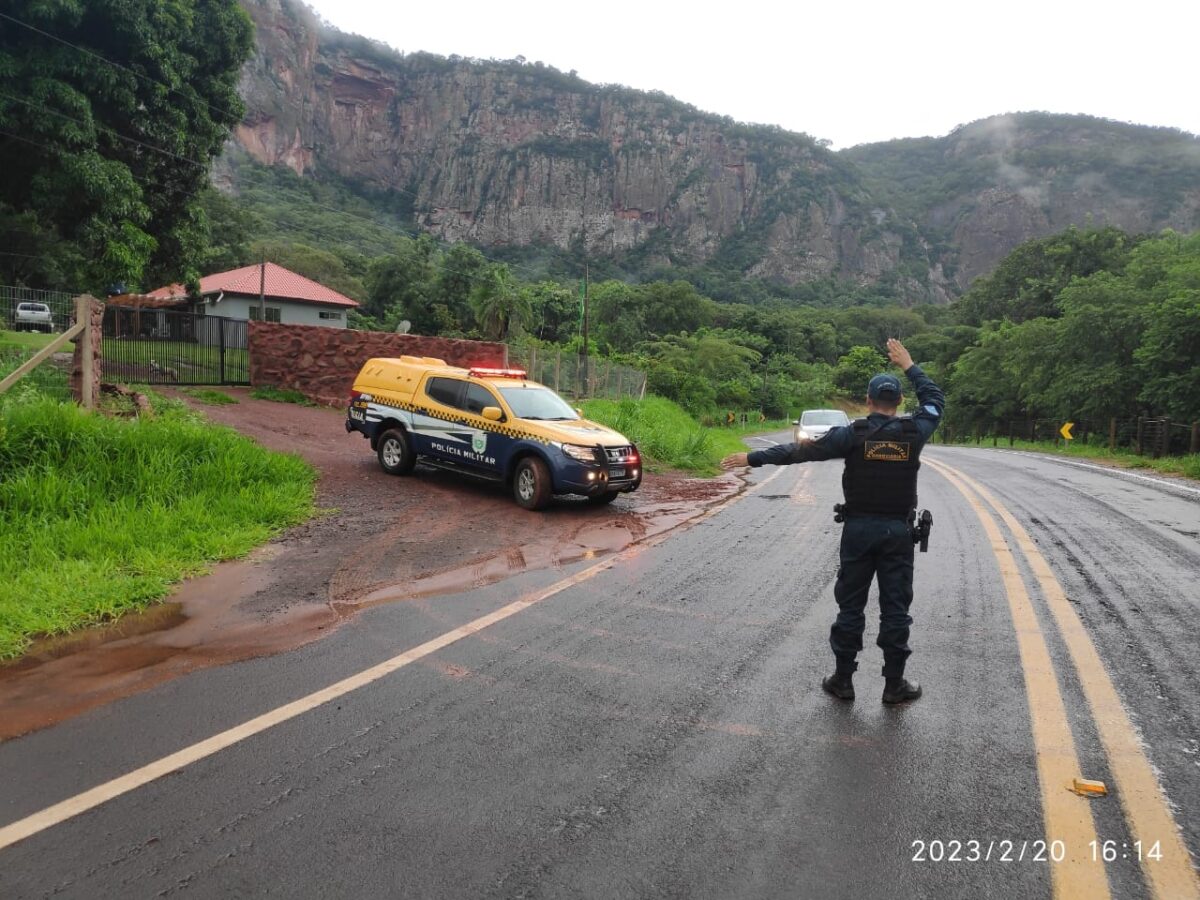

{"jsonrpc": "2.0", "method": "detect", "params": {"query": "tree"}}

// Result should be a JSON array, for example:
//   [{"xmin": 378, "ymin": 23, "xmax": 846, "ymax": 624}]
[
  {"xmin": 525, "ymin": 281, "xmax": 578, "ymax": 343},
  {"xmin": 470, "ymin": 265, "xmax": 532, "ymax": 341},
  {"xmin": 1134, "ymin": 233, "xmax": 1200, "ymax": 420},
  {"xmin": 433, "ymin": 242, "xmax": 489, "ymax": 332},
  {"xmin": 0, "ymin": 0, "xmax": 253, "ymax": 290},
  {"xmin": 834, "ymin": 346, "xmax": 888, "ymax": 395},
  {"xmin": 954, "ymin": 226, "xmax": 1138, "ymax": 326},
  {"xmin": 367, "ymin": 235, "xmax": 438, "ymax": 330}
]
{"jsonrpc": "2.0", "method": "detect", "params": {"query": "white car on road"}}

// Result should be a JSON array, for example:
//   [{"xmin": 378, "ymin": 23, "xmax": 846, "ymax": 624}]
[{"xmin": 793, "ymin": 408, "xmax": 851, "ymax": 444}]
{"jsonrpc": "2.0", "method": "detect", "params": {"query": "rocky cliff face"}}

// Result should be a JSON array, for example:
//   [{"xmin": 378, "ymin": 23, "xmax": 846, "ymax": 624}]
[{"xmin": 229, "ymin": 0, "xmax": 1200, "ymax": 301}]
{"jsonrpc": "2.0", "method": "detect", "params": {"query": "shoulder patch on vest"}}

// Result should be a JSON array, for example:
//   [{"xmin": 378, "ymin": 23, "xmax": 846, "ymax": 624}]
[{"xmin": 864, "ymin": 440, "xmax": 911, "ymax": 461}]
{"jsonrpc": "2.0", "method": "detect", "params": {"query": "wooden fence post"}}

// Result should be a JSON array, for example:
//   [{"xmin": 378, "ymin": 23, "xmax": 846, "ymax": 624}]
[
  {"xmin": 1109, "ymin": 418, "xmax": 1117, "ymax": 451},
  {"xmin": 1191, "ymin": 421, "xmax": 1199, "ymax": 455},
  {"xmin": 553, "ymin": 349, "xmax": 561, "ymax": 391},
  {"xmin": 1160, "ymin": 418, "xmax": 1171, "ymax": 458},
  {"xmin": 79, "ymin": 294, "xmax": 95, "ymax": 410},
  {"xmin": 992, "ymin": 423, "xmax": 998, "ymax": 447},
  {"xmin": 1135, "ymin": 416, "xmax": 1144, "ymax": 455}
]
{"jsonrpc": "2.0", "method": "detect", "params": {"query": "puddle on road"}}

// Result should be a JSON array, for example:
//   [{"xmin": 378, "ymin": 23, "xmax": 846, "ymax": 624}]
[
  {"xmin": 0, "ymin": 477, "xmax": 740, "ymax": 741},
  {"xmin": 0, "ymin": 546, "xmax": 337, "ymax": 741},
  {"xmin": 343, "ymin": 499, "xmax": 701, "ymax": 610}
]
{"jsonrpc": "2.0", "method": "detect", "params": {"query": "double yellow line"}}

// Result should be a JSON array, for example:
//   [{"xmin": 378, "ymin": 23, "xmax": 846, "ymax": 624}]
[{"xmin": 928, "ymin": 457, "xmax": 1199, "ymax": 899}]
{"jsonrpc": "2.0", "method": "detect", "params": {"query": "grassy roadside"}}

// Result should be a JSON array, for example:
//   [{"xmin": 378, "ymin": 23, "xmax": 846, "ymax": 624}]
[
  {"xmin": 0, "ymin": 396, "xmax": 316, "ymax": 660},
  {"xmin": 581, "ymin": 396, "xmax": 756, "ymax": 475},
  {"xmin": 960, "ymin": 437, "xmax": 1200, "ymax": 481},
  {"xmin": 250, "ymin": 385, "xmax": 316, "ymax": 405}
]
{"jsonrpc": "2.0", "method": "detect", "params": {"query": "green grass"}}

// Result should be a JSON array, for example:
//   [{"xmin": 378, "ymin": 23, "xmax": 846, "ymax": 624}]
[
  {"xmin": 0, "ymin": 397, "xmax": 316, "ymax": 659},
  {"xmin": 0, "ymin": 329, "xmax": 73, "ymax": 352},
  {"xmin": 180, "ymin": 388, "xmax": 239, "ymax": 405},
  {"xmin": 250, "ymin": 385, "xmax": 315, "ymax": 406},
  {"xmin": 581, "ymin": 395, "xmax": 751, "ymax": 475}
]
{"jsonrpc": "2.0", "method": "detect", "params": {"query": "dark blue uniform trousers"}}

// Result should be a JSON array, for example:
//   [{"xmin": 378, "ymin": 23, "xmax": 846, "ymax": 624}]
[{"xmin": 831, "ymin": 516, "xmax": 914, "ymax": 678}]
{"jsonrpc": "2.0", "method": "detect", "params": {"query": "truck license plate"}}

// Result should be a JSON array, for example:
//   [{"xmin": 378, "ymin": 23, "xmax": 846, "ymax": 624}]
[{"xmin": 609, "ymin": 467, "xmax": 626, "ymax": 478}]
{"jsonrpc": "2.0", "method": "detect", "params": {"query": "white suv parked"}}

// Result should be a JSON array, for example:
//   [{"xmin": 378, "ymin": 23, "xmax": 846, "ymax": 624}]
[{"xmin": 13, "ymin": 302, "xmax": 53, "ymax": 332}]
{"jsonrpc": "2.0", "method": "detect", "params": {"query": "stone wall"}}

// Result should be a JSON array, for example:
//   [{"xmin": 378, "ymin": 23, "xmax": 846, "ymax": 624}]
[
  {"xmin": 248, "ymin": 321, "xmax": 509, "ymax": 405},
  {"xmin": 70, "ymin": 295, "xmax": 104, "ymax": 408}
]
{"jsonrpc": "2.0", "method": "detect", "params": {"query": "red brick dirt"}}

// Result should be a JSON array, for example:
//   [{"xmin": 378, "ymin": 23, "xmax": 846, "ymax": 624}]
[{"xmin": 0, "ymin": 388, "xmax": 743, "ymax": 739}]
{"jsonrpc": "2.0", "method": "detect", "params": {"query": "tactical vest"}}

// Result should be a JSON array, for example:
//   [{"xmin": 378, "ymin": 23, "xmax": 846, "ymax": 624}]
[{"xmin": 841, "ymin": 417, "xmax": 922, "ymax": 517}]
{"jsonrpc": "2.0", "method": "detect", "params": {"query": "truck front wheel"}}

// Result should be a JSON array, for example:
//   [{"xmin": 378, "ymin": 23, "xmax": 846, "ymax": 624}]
[{"xmin": 512, "ymin": 456, "xmax": 551, "ymax": 510}]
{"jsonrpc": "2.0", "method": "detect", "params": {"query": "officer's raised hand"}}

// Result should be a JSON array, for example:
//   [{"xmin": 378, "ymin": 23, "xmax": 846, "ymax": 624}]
[
  {"xmin": 886, "ymin": 338, "xmax": 914, "ymax": 371},
  {"xmin": 720, "ymin": 452, "xmax": 750, "ymax": 470}
]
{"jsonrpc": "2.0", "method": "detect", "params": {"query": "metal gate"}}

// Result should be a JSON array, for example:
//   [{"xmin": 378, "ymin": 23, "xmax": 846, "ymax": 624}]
[{"xmin": 101, "ymin": 306, "xmax": 250, "ymax": 386}]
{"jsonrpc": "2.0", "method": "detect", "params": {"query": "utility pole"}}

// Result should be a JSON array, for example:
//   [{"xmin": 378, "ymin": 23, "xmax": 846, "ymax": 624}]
[
  {"xmin": 582, "ymin": 262, "xmax": 589, "ymax": 395},
  {"xmin": 258, "ymin": 252, "xmax": 266, "ymax": 321},
  {"xmin": 579, "ymin": 174, "xmax": 589, "ymax": 396}
]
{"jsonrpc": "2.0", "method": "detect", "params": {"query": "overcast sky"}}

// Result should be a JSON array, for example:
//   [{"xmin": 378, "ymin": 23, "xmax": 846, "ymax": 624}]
[{"xmin": 301, "ymin": 0, "xmax": 1197, "ymax": 150}]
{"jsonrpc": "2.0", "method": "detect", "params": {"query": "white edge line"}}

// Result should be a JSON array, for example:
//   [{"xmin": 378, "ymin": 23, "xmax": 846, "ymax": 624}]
[{"xmin": 936, "ymin": 447, "xmax": 1200, "ymax": 499}]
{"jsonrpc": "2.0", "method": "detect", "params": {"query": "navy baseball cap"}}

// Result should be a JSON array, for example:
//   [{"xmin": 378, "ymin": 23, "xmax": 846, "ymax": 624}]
[{"xmin": 868, "ymin": 373, "xmax": 902, "ymax": 401}]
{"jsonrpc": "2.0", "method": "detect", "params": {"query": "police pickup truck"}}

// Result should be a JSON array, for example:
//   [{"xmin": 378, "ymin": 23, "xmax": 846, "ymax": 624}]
[{"xmin": 346, "ymin": 356, "xmax": 641, "ymax": 510}]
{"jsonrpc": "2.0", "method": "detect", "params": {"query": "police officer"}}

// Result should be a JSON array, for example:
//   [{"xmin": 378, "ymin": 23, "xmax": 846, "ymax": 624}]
[{"xmin": 721, "ymin": 339, "xmax": 944, "ymax": 704}]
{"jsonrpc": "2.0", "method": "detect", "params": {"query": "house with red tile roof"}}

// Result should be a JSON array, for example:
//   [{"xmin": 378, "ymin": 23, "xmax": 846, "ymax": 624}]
[{"xmin": 148, "ymin": 262, "xmax": 359, "ymax": 328}]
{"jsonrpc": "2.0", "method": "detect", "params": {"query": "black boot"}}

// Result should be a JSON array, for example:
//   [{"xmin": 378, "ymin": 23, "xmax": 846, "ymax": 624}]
[
  {"xmin": 822, "ymin": 672, "xmax": 855, "ymax": 701},
  {"xmin": 882, "ymin": 678, "xmax": 922, "ymax": 704}
]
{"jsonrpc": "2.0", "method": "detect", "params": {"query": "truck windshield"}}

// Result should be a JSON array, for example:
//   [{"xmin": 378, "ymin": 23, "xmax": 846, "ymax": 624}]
[{"xmin": 498, "ymin": 386, "xmax": 579, "ymax": 421}]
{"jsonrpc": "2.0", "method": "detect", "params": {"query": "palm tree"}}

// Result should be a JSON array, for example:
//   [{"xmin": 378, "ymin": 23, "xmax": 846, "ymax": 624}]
[{"xmin": 470, "ymin": 265, "xmax": 532, "ymax": 341}]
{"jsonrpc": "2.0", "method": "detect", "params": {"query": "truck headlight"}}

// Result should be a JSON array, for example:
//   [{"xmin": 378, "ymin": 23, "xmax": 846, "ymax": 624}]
[{"xmin": 557, "ymin": 442, "xmax": 597, "ymax": 464}]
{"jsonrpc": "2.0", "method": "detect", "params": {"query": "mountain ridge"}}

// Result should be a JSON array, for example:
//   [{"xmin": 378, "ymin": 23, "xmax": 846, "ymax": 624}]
[{"xmin": 226, "ymin": 0, "xmax": 1200, "ymax": 303}]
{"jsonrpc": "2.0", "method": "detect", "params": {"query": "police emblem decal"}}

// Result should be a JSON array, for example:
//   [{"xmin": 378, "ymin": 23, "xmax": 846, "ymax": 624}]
[
  {"xmin": 472, "ymin": 432, "xmax": 487, "ymax": 454},
  {"xmin": 864, "ymin": 440, "xmax": 911, "ymax": 461}
]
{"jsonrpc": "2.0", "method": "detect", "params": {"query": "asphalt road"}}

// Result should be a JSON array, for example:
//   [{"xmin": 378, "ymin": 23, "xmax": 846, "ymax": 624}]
[{"xmin": 2, "ymin": 440, "xmax": 1198, "ymax": 899}]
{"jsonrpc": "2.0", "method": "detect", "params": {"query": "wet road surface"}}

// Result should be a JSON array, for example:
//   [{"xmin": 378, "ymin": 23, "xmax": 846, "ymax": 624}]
[{"xmin": 1, "ymin": 439, "xmax": 1198, "ymax": 898}]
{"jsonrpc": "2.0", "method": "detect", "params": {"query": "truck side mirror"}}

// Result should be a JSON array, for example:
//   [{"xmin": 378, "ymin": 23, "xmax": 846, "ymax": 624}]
[{"xmin": 482, "ymin": 406, "xmax": 503, "ymax": 422}]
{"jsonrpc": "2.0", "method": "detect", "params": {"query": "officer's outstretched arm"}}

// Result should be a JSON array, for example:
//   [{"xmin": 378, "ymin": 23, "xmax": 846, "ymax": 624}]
[{"xmin": 732, "ymin": 428, "xmax": 853, "ymax": 468}]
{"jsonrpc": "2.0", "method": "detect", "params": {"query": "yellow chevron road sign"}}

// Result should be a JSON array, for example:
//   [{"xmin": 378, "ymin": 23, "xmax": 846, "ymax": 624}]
[{"xmin": 1060, "ymin": 422, "xmax": 1075, "ymax": 440}]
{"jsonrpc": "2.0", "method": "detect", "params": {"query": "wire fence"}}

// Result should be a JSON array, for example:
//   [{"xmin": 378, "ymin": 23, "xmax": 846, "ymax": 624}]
[
  {"xmin": 509, "ymin": 345, "xmax": 647, "ymax": 401},
  {"xmin": 1, "ymin": 285, "xmax": 79, "ymax": 333},
  {"xmin": 935, "ymin": 417, "xmax": 1200, "ymax": 457}
]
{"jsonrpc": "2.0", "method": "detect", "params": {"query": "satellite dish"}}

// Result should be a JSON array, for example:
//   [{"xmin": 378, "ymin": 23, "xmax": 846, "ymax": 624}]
[{"xmin": 396, "ymin": 319, "xmax": 412, "ymax": 334}]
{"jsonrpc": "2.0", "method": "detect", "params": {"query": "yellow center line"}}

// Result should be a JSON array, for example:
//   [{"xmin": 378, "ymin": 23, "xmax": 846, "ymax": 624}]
[
  {"xmin": 0, "ymin": 464, "xmax": 787, "ymax": 854},
  {"xmin": 927, "ymin": 459, "xmax": 1110, "ymax": 898},
  {"xmin": 932, "ymin": 458, "xmax": 1200, "ymax": 900}
]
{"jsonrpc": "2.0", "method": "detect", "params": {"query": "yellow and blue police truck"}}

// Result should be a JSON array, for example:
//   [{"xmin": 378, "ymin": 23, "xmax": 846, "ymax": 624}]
[{"xmin": 346, "ymin": 356, "xmax": 642, "ymax": 510}]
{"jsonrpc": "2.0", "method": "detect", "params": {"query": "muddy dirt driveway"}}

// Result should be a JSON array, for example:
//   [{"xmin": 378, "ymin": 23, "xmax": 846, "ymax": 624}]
[{"xmin": 0, "ymin": 389, "xmax": 738, "ymax": 738}]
